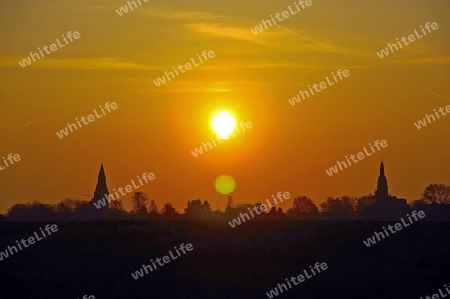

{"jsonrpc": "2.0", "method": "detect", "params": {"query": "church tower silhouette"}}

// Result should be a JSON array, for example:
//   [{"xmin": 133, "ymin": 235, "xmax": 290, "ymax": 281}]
[
  {"xmin": 375, "ymin": 161, "xmax": 389, "ymax": 200},
  {"xmin": 361, "ymin": 160, "xmax": 410, "ymax": 220},
  {"xmin": 90, "ymin": 163, "xmax": 110, "ymax": 208}
]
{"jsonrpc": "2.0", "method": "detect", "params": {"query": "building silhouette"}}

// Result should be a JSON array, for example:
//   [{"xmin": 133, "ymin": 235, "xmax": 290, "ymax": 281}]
[
  {"xmin": 375, "ymin": 162, "xmax": 389, "ymax": 200},
  {"xmin": 90, "ymin": 163, "xmax": 110, "ymax": 209},
  {"xmin": 362, "ymin": 161, "xmax": 410, "ymax": 220}
]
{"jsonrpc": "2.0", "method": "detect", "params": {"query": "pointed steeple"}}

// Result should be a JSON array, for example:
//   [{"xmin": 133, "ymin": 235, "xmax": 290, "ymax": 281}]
[
  {"xmin": 375, "ymin": 161, "xmax": 388, "ymax": 200},
  {"xmin": 91, "ymin": 163, "xmax": 109, "ymax": 206}
]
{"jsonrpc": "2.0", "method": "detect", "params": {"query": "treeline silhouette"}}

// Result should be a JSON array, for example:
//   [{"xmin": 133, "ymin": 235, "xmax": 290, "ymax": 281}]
[{"xmin": 2, "ymin": 184, "xmax": 450, "ymax": 221}]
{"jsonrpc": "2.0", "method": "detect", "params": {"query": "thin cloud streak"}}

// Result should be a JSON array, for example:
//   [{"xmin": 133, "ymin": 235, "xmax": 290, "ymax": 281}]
[
  {"xmin": 140, "ymin": 9, "xmax": 218, "ymax": 21},
  {"xmin": 392, "ymin": 56, "xmax": 450, "ymax": 66},
  {"xmin": 185, "ymin": 23, "xmax": 283, "ymax": 45},
  {"xmin": 274, "ymin": 24, "xmax": 368, "ymax": 64},
  {"xmin": 22, "ymin": 117, "xmax": 49, "ymax": 127},
  {"xmin": 0, "ymin": 57, "xmax": 162, "ymax": 70},
  {"xmin": 428, "ymin": 91, "xmax": 450, "ymax": 102}
]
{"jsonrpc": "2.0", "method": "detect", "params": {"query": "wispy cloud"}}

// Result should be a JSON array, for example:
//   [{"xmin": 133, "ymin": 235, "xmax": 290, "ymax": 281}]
[
  {"xmin": 145, "ymin": 80, "xmax": 262, "ymax": 93},
  {"xmin": 0, "ymin": 57, "xmax": 156, "ymax": 70},
  {"xmin": 185, "ymin": 23, "xmax": 281, "ymax": 44},
  {"xmin": 392, "ymin": 56, "xmax": 450, "ymax": 66},
  {"xmin": 186, "ymin": 82, "xmax": 234, "ymax": 93},
  {"xmin": 140, "ymin": 9, "xmax": 218, "ymax": 21},
  {"xmin": 274, "ymin": 24, "xmax": 373, "ymax": 62},
  {"xmin": 22, "ymin": 117, "xmax": 48, "ymax": 127},
  {"xmin": 202, "ymin": 62, "xmax": 374, "ymax": 70},
  {"xmin": 429, "ymin": 91, "xmax": 450, "ymax": 102}
]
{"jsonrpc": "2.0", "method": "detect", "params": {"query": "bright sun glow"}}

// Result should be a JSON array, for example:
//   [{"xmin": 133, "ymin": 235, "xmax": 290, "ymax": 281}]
[{"xmin": 212, "ymin": 112, "xmax": 236, "ymax": 138}]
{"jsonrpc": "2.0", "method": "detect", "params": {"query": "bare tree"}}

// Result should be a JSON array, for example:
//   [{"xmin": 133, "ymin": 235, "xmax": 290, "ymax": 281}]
[
  {"xmin": 203, "ymin": 200, "xmax": 212, "ymax": 212},
  {"xmin": 56, "ymin": 198, "xmax": 84, "ymax": 213},
  {"xmin": 56, "ymin": 200, "xmax": 72, "ymax": 214},
  {"xmin": 148, "ymin": 200, "xmax": 159, "ymax": 215},
  {"xmin": 320, "ymin": 197, "xmax": 339, "ymax": 213},
  {"xmin": 340, "ymin": 196, "xmax": 357, "ymax": 212},
  {"xmin": 287, "ymin": 196, "xmax": 318, "ymax": 216},
  {"xmin": 421, "ymin": 184, "xmax": 450, "ymax": 204},
  {"xmin": 319, "ymin": 196, "xmax": 356, "ymax": 213},
  {"xmin": 110, "ymin": 199, "xmax": 124, "ymax": 211},
  {"xmin": 131, "ymin": 192, "xmax": 148, "ymax": 213},
  {"xmin": 185, "ymin": 199, "xmax": 212, "ymax": 218},
  {"xmin": 161, "ymin": 203, "xmax": 178, "ymax": 217},
  {"xmin": 226, "ymin": 196, "xmax": 234, "ymax": 212}
]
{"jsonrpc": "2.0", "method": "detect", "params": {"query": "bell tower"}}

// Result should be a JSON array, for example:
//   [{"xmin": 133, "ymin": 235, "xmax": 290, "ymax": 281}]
[
  {"xmin": 91, "ymin": 163, "xmax": 110, "ymax": 208},
  {"xmin": 375, "ymin": 161, "xmax": 389, "ymax": 201}
]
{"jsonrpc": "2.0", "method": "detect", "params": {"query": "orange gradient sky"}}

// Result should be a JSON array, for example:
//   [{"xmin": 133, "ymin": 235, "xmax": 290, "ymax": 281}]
[{"xmin": 0, "ymin": 0, "xmax": 449, "ymax": 213}]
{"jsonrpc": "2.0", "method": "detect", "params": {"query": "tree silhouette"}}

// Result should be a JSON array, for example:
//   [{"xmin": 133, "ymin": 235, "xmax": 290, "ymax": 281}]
[
  {"xmin": 340, "ymin": 196, "xmax": 356, "ymax": 212},
  {"xmin": 254, "ymin": 203, "xmax": 265, "ymax": 214},
  {"xmin": 54, "ymin": 198, "xmax": 84, "ymax": 216},
  {"xmin": 161, "ymin": 203, "xmax": 178, "ymax": 217},
  {"xmin": 226, "ymin": 196, "xmax": 234, "ymax": 212},
  {"xmin": 320, "ymin": 197, "xmax": 339, "ymax": 213},
  {"xmin": 148, "ymin": 200, "xmax": 159, "ymax": 217},
  {"xmin": 410, "ymin": 198, "xmax": 428, "ymax": 209},
  {"xmin": 56, "ymin": 201, "xmax": 72, "ymax": 214},
  {"xmin": 287, "ymin": 196, "xmax": 318, "ymax": 216},
  {"xmin": 185, "ymin": 199, "xmax": 212, "ymax": 219},
  {"xmin": 109, "ymin": 199, "xmax": 124, "ymax": 211},
  {"xmin": 131, "ymin": 192, "xmax": 148, "ymax": 213},
  {"xmin": 355, "ymin": 194, "xmax": 376, "ymax": 212},
  {"xmin": 421, "ymin": 184, "xmax": 450, "ymax": 204},
  {"xmin": 269, "ymin": 205, "xmax": 277, "ymax": 214},
  {"xmin": 7, "ymin": 202, "xmax": 55, "ymax": 221},
  {"xmin": 7, "ymin": 203, "xmax": 29, "ymax": 220},
  {"xmin": 73, "ymin": 201, "xmax": 98, "ymax": 220},
  {"xmin": 203, "ymin": 200, "xmax": 212, "ymax": 212},
  {"xmin": 320, "ymin": 196, "xmax": 356, "ymax": 213}
]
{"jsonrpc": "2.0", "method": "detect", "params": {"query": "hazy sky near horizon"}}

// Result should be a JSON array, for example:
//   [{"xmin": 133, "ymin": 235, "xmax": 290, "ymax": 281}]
[{"xmin": 0, "ymin": 0, "xmax": 449, "ymax": 213}]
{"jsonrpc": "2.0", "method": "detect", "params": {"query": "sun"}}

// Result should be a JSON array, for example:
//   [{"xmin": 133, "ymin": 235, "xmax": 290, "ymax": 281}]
[
  {"xmin": 212, "ymin": 112, "xmax": 236, "ymax": 138},
  {"xmin": 215, "ymin": 175, "xmax": 236, "ymax": 195}
]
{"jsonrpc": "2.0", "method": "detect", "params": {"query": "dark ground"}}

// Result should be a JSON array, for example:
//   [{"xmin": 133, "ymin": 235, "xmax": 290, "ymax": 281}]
[{"xmin": 0, "ymin": 220, "xmax": 448, "ymax": 299}]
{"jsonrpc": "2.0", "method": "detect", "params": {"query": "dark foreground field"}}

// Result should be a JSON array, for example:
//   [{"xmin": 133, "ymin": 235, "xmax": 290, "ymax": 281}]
[{"xmin": 0, "ymin": 220, "xmax": 448, "ymax": 299}]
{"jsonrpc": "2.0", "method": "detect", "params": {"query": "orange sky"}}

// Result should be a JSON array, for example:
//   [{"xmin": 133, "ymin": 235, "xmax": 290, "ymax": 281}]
[{"xmin": 0, "ymin": 0, "xmax": 449, "ymax": 213}]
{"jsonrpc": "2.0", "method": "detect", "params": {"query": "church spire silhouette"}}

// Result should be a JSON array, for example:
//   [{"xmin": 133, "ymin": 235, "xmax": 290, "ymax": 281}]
[
  {"xmin": 91, "ymin": 163, "xmax": 110, "ymax": 207},
  {"xmin": 375, "ymin": 161, "xmax": 389, "ymax": 200}
]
